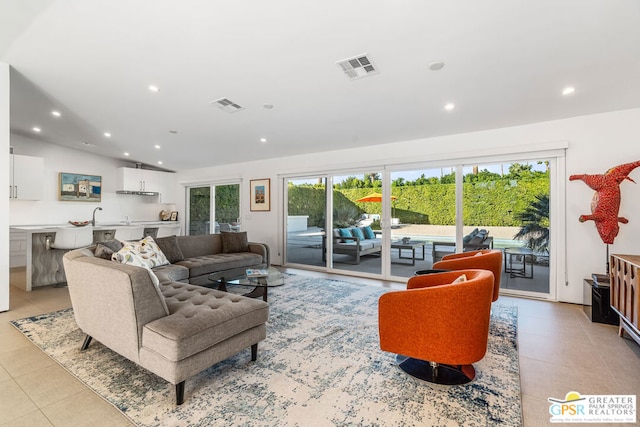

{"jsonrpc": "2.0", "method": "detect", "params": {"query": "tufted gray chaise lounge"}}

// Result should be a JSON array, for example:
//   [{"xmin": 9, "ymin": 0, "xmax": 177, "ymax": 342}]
[{"xmin": 63, "ymin": 247, "xmax": 269, "ymax": 405}]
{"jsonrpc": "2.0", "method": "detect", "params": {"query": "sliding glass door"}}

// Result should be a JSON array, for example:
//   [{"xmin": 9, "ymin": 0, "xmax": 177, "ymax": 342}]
[
  {"xmin": 187, "ymin": 183, "xmax": 240, "ymax": 235},
  {"xmin": 285, "ymin": 177, "xmax": 327, "ymax": 268},
  {"xmin": 282, "ymin": 153, "xmax": 561, "ymax": 299},
  {"xmin": 387, "ymin": 166, "xmax": 457, "ymax": 277},
  {"xmin": 462, "ymin": 161, "xmax": 551, "ymax": 297},
  {"xmin": 188, "ymin": 186, "xmax": 211, "ymax": 235},
  {"xmin": 331, "ymin": 171, "xmax": 384, "ymax": 276},
  {"xmin": 284, "ymin": 172, "xmax": 385, "ymax": 276}
]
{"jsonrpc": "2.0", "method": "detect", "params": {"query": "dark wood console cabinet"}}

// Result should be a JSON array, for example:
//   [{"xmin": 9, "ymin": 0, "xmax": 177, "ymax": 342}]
[{"xmin": 610, "ymin": 254, "xmax": 640, "ymax": 346}]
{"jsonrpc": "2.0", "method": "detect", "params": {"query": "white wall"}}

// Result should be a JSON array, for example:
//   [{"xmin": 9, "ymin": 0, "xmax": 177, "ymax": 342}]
[
  {"xmin": 1, "ymin": 62, "xmax": 9, "ymax": 311},
  {"xmin": 10, "ymin": 134, "xmax": 177, "ymax": 226},
  {"xmin": 177, "ymin": 108, "xmax": 640, "ymax": 304}
]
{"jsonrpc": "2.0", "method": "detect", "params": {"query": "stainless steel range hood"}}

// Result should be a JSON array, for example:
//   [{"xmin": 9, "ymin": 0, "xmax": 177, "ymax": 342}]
[{"xmin": 115, "ymin": 190, "xmax": 160, "ymax": 196}]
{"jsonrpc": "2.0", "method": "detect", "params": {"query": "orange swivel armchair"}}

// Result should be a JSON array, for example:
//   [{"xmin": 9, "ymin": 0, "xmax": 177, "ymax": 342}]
[
  {"xmin": 378, "ymin": 270, "xmax": 494, "ymax": 384},
  {"xmin": 433, "ymin": 249, "xmax": 503, "ymax": 302}
]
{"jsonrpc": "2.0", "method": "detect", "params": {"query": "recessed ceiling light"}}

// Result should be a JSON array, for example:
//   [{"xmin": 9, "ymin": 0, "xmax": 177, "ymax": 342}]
[
  {"xmin": 104, "ymin": 132, "xmax": 111, "ymax": 138},
  {"xmin": 124, "ymin": 152, "xmax": 130, "ymax": 156},
  {"xmin": 429, "ymin": 61, "xmax": 445, "ymax": 71},
  {"xmin": 81, "ymin": 141, "xmax": 91, "ymax": 146},
  {"xmin": 154, "ymin": 144, "xmax": 161, "ymax": 149},
  {"xmin": 51, "ymin": 110, "xmax": 61, "ymax": 117},
  {"xmin": 562, "ymin": 86, "xmax": 575, "ymax": 96},
  {"xmin": 32, "ymin": 127, "xmax": 41, "ymax": 133},
  {"xmin": 157, "ymin": 161, "xmax": 163, "ymax": 165},
  {"xmin": 260, "ymin": 138, "xmax": 267, "ymax": 143},
  {"xmin": 444, "ymin": 103, "xmax": 455, "ymax": 111},
  {"xmin": 149, "ymin": 85, "xmax": 159, "ymax": 92}
]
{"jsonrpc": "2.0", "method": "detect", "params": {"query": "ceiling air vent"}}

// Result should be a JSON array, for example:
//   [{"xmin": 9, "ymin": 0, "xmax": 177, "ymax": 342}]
[
  {"xmin": 336, "ymin": 54, "xmax": 378, "ymax": 80},
  {"xmin": 210, "ymin": 98, "xmax": 244, "ymax": 113}
]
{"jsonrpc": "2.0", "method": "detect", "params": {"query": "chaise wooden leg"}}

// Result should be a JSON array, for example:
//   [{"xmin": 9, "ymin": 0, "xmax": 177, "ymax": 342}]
[
  {"xmin": 251, "ymin": 343, "xmax": 258, "ymax": 361},
  {"xmin": 176, "ymin": 381, "xmax": 185, "ymax": 405},
  {"xmin": 80, "ymin": 335, "xmax": 92, "ymax": 351}
]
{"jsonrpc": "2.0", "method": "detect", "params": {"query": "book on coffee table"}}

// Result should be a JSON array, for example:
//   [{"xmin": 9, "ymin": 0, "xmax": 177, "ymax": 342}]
[{"xmin": 246, "ymin": 268, "xmax": 268, "ymax": 278}]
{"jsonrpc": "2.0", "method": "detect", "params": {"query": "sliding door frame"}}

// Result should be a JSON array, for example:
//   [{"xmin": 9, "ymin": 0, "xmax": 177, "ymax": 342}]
[
  {"xmin": 280, "ymin": 144, "xmax": 566, "ymax": 300},
  {"xmin": 185, "ymin": 179, "xmax": 242, "ymax": 236}
]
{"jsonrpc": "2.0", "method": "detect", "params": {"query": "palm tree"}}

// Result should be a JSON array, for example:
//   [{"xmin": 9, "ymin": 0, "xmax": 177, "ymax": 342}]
[{"xmin": 513, "ymin": 194, "xmax": 549, "ymax": 253}]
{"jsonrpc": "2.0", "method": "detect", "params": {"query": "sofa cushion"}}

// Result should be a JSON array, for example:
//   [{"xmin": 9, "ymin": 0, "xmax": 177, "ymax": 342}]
[
  {"xmin": 153, "ymin": 263, "xmax": 190, "ymax": 284},
  {"xmin": 463, "ymin": 228, "xmax": 479, "ymax": 244},
  {"xmin": 467, "ymin": 230, "xmax": 488, "ymax": 245},
  {"xmin": 94, "ymin": 239, "xmax": 124, "ymax": 260},
  {"xmin": 176, "ymin": 252, "xmax": 263, "ymax": 278},
  {"xmin": 145, "ymin": 282, "xmax": 269, "ymax": 361},
  {"xmin": 176, "ymin": 234, "xmax": 221, "ymax": 259},
  {"xmin": 221, "ymin": 231, "xmax": 249, "ymax": 254},
  {"xmin": 362, "ymin": 226, "xmax": 376, "ymax": 239},
  {"xmin": 351, "ymin": 227, "xmax": 365, "ymax": 240},
  {"xmin": 112, "ymin": 236, "xmax": 170, "ymax": 269},
  {"xmin": 155, "ymin": 235, "xmax": 185, "ymax": 264},
  {"xmin": 338, "ymin": 228, "xmax": 353, "ymax": 238}
]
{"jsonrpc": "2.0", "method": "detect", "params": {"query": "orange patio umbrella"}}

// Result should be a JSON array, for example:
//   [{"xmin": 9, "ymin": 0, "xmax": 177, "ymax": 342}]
[
  {"xmin": 355, "ymin": 192, "xmax": 397, "ymax": 203},
  {"xmin": 356, "ymin": 192, "xmax": 398, "ymax": 217}
]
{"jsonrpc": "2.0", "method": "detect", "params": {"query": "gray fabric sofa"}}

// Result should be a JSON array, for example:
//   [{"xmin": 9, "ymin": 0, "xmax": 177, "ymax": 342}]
[
  {"xmin": 63, "ymin": 245, "xmax": 270, "ymax": 405},
  {"xmin": 106, "ymin": 232, "xmax": 270, "ymax": 286}
]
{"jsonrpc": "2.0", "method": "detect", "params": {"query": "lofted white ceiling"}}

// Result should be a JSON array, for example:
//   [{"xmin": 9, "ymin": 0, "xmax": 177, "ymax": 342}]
[{"xmin": 2, "ymin": 0, "xmax": 640, "ymax": 171}]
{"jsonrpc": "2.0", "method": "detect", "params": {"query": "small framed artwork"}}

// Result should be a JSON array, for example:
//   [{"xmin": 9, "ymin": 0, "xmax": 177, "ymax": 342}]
[
  {"xmin": 250, "ymin": 178, "xmax": 270, "ymax": 211},
  {"xmin": 59, "ymin": 172, "xmax": 102, "ymax": 202},
  {"xmin": 170, "ymin": 211, "xmax": 179, "ymax": 221}
]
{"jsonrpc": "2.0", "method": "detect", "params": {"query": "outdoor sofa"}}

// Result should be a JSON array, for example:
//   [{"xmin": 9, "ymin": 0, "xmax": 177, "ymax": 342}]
[{"xmin": 323, "ymin": 226, "xmax": 382, "ymax": 264}]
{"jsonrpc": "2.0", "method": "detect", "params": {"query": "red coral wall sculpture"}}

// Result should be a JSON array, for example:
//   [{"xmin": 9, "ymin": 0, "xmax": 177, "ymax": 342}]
[{"xmin": 569, "ymin": 161, "xmax": 640, "ymax": 244}]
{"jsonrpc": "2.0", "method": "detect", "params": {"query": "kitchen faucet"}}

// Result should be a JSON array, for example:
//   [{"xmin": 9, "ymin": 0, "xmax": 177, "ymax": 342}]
[{"xmin": 91, "ymin": 206, "xmax": 103, "ymax": 226}]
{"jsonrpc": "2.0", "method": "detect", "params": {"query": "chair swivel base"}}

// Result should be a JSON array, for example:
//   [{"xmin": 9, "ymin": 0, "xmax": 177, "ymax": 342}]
[{"xmin": 396, "ymin": 354, "xmax": 476, "ymax": 385}]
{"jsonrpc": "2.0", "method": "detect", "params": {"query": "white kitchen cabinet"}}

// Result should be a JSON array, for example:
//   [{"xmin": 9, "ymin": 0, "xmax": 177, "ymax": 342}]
[
  {"xmin": 154, "ymin": 170, "xmax": 176, "ymax": 204},
  {"xmin": 9, "ymin": 154, "xmax": 44, "ymax": 200},
  {"xmin": 117, "ymin": 167, "xmax": 175, "ymax": 203}
]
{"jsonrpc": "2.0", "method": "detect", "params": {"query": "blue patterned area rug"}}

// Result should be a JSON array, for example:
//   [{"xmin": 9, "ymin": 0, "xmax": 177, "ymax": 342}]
[{"xmin": 11, "ymin": 274, "xmax": 522, "ymax": 426}]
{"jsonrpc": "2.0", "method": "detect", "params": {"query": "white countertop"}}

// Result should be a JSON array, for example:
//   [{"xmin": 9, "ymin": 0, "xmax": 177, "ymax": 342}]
[{"xmin": 11, "ymin": 221, "xmax": 180, "ymax": 232}]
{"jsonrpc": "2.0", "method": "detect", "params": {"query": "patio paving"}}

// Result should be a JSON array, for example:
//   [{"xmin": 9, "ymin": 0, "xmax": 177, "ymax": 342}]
[{"xmin": 285, "ymin": 227, "xmax": 550, "ymax": 295}]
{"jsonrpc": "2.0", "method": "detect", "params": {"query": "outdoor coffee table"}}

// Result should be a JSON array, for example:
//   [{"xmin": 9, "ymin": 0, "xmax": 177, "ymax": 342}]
[
  {"xmin": 504, "ymin": 247, "xmax": 534, "ymax": 279},
  {"xmin": 390, "ymin": 240, "xmax": 427, "ymax": 266},
  {"xmin": 209, "ymin": 267, "xmax": 284, "ymax": 302}
]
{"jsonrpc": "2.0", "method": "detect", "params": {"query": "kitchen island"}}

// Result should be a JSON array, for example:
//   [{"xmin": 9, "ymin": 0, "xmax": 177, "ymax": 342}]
[{"xmin": 10, "ymin": 222, "xmax": 181, "ymax": 291}]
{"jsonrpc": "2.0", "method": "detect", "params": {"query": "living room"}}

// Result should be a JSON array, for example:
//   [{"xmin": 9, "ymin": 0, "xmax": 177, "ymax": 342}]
[{"xmin": 2, "ymin": 1, "xmax": 640, "ymax": 426}]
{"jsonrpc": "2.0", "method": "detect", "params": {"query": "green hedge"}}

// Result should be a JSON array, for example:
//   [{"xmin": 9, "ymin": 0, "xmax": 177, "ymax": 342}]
[{"xmin": 288, "ymin": 178, "xmax": 549, "ymax": 227}]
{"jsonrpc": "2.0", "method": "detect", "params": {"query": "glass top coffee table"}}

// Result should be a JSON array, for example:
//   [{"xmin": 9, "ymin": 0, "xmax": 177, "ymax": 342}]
[{"xmin": 209, "ymin": 267, "xmax": 284, "ymax": 302}]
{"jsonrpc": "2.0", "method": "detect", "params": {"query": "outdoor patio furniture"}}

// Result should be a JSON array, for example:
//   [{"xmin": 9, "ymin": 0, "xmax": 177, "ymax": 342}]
[
  {"xmin": 323, "ymin": 227, "xmax": 382, "ymax": 264},
  {"xmin": 431, "ymin": 229, "xmax": 493, "ymax": 262}
]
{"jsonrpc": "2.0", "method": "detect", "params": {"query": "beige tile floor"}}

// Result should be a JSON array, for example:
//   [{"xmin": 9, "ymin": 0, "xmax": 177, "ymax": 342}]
[{"xmin": 1, "ymin": 267, "xmax": 639, "ymax": 426}]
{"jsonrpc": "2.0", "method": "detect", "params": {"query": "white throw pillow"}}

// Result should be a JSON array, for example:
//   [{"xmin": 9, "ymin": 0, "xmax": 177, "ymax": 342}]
[
  {"xmin": 111, "ymin": 236, "xmax": 169, "ymax": 268},
  {"xmin": 112, "ymin": 236, "xmax": 170, "ymax": 315},
  {"xmin": 451, "ymin": 274, "xmax": 467, "ymax": 283}
]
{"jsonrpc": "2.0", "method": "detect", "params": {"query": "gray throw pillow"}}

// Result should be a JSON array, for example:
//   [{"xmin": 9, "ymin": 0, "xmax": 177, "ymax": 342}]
[
  {"xmin": 221, "ymin": 231, "xmax": 249, "ymax": 253},
  {"xmin": 94, "ymin": 239, "xmax": 124, "ymax": 260},
  {"xmin": 94, "ymin": 243, "xmax": 114, "ymax": 260},
  {"xmin": 155, "ymin": 235, "xmax": 185, "ymax": 264}
]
